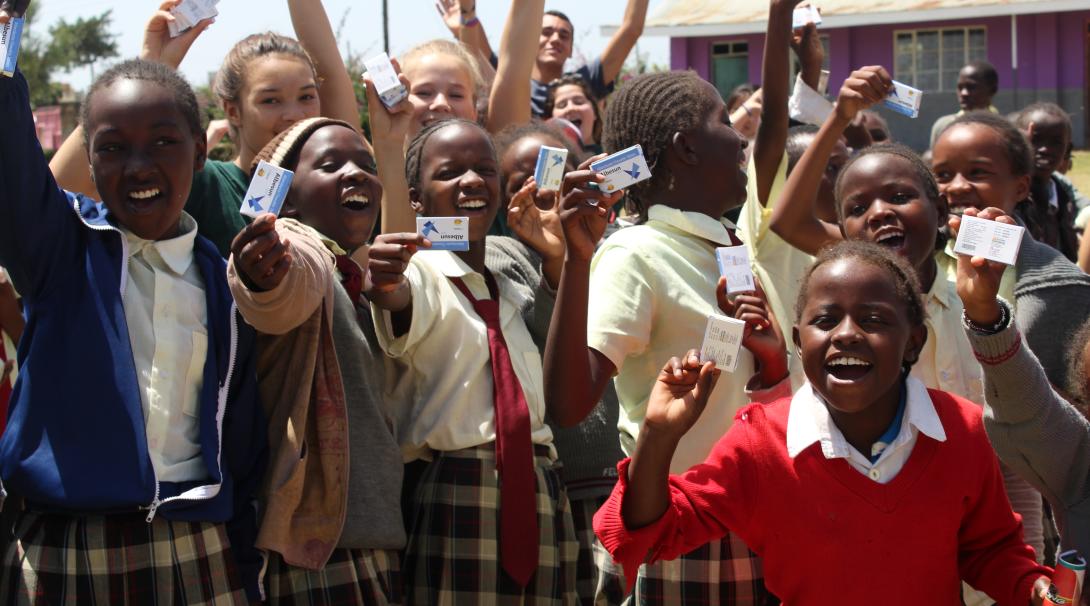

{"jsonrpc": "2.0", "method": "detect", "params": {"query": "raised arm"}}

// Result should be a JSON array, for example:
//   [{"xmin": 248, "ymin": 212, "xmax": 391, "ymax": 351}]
[
  {"xmin": 436, "ymin": 0, "xmax": 494, "ymax": 71},
  {"xmin": 752, "ymin": 0, "xmax": 801, "ymax": 205},
  {"xmin": 769, "ymin": 66, "xmax": 891, "ymax": 254},
  {"xmin": 50, "ymin": 0, "xmax": 212, "ymax": 199},
  {"xmin": 484, "ymin": 0, "xmax": 544, "ymax": 133},
  {"xmin": 542, "ymin": 165, "xmax": 620, "ymax": 427},
  {"xmin": 288, "ymin": 0, "xmax": 362, "ymax": 132},
  {"xmin": 364, "ymin": 61, "xmax": 415, "ymax": 234},
  {"xmin": 598, "ymin": 0, "xmax": 650, "ymax": 87}
]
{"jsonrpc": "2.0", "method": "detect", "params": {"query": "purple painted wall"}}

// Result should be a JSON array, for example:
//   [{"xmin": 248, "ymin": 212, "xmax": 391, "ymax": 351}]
[{"xmin": 669, "ymin": 10, "xmax": 1090, "ymax": 90}]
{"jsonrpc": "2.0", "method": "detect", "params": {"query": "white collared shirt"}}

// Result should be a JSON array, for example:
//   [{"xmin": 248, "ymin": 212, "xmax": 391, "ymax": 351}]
[
  {"xmin": 786, "ymin": 377, "xmax": 947, "ymax": 484},
  {"xmin": 912, "ymin": 269, "xmax": 986, "ymax": 405},
  {"xmin": 121, "ymin": 212, "xmax": 209, "ymax": 483},
  {"xmin": 373, "ymin": 250, "xmax": 554, "ymax": 462}
]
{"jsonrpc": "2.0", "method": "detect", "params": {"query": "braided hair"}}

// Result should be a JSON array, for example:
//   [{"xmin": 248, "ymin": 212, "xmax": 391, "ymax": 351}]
[
  {"xmin": 601, "ymin": 71, "xmax": 719, "ymax": 220},
  {"xmin": 796, "ymin": 241, "xmax": 927, "ymax": 370},
  {"xmin": 404, "ymin": 118, "xmax": 496, "ymax": 191}
]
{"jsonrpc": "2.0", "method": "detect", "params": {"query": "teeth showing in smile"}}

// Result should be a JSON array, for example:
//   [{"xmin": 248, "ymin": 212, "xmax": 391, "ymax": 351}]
[
  {"xmin": 342, "ymin": 193, "xmax": 370, "ymax": 206},
  {"xmin": 875, "ymin": 230, "xmax": 903, "ymax": 244},
  {"xmin": 458, "ymin": 200, "xmax": 487, "ymax": 209},
  {"xmin": 129, "ymin": 188, "xmax": 160, "ymax": 200},
  {"xmin": 827, "ymin": 356, "xmax": 871, "ymax": 367}
]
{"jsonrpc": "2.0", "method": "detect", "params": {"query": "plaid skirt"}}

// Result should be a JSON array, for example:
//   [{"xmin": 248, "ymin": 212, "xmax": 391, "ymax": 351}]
[
  {"xmin": 633, "ymin": 533, "xmax": 772, "ymax": 606},
  {"xmin": 265, "ymin": 547, "xmax": 402, "ymax": 605},
  {"xmin": 403, "ymin": 445, "xmax": 579, "ymax": 605},
  {"xmin": 567, "ymin": 495, "xmax": 626, "ymax": 606},
  {"xmin": 0, "ymin": 510, "xmax": 248, "ymax": 606}
]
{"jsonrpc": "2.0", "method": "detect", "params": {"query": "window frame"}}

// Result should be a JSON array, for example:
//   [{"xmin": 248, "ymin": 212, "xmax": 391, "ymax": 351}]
[{"xmin": 893, "ymin": 26, "xmax": 987, "ymax": 92}]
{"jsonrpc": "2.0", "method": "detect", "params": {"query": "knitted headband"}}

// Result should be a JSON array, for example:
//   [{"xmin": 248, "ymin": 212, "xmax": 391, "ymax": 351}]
[{"xmin": 249, "ymin": 117, "xmax": 360, "ymax": 177}]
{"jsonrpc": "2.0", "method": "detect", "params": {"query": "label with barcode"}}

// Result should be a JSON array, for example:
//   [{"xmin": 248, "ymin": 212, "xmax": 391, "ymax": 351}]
[
  {"xmin": 716, "ymin": 245, "xmax": 756, "ymax": 295},
  {"xmin": 700, "ymin": 314, "xmax": 746, "ymax": 373}
]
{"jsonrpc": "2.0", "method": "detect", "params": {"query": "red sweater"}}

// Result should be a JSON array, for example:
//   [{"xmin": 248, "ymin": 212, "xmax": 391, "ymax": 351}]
[{"xmin": 594, "ymin": 389, "xmax": 1050, "ymax": 605}]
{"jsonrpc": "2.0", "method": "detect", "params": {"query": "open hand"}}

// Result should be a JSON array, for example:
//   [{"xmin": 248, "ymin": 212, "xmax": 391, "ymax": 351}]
[
  {"xmin": 230, "ymin": 214, "xmax": 292, "ymax": 292},
  {"xmin": 507, "ymin": 177, "xmax": 566, "ymax": 263},
  {"xmin": 141, "ymin": 0, "xmax": 213, "ymax": 70},
  {"xmin": 643, "ymin": 350, "xmax": 721, "ymax": 442},
  {"xmin": 950, "ymin": 206, "xmax": 1016, "ymax": 326},
  {"xmin": 834, "ymin": 66, "xmax": 892, "ymax": 123}
]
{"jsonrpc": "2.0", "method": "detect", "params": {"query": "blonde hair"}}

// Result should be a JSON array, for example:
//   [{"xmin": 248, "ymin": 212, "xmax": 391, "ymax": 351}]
[
  {"xmin": 398, "ymin": 39, "xmax": 486, "ymax": 103},
  {"xmin": 213, "ymin": 32, "xmax": 317, "ymax": 140}
]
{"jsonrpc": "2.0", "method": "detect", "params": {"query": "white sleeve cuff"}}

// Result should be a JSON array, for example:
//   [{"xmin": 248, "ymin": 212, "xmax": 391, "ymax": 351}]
[{"xmin": 788, "ymin": 73, "xmax": 834, "ymax": 126}]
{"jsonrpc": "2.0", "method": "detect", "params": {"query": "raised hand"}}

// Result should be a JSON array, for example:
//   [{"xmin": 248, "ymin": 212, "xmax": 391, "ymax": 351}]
[
  {"xmin": 557, "ymin": 155, "xmax": 620, "ymax": 263},
  {"xmin": 507, "ymin": 177, "xmax": 566, "ymax": 263},
  {"xmin": 834, "ymin": 66, "xmax": 892, "ymax": 123},
  {"xmin": 0, "ymin": 0, "xmax": 29, "ymax": 22},
  {"xmin": 141, "ymin": 0, "xmax": 213, "ymax": 70},
  {"xmin": 363, "ymin": 232, "xmax": 430, "ymax": 303},
  {"xmin": 230, "ymin": 214, "xmax": 293, "ymax": 293},
  {"xmin": 435, "ymin": 0, "xmax": 464, "ymax": 37},
  {"xmin": 363, "ymin": 59, "xmax": 414, "ymax": 148},
  {"xmin": 717, "ymin": 277, "xmax": 789, "ymax": 386},
  {"xmin": 643, "ymin": 350, "xmax": 721, "ymax": 442},
  {"xmin": 950, "ymin": 206, "xmax": 1016, "ymax": 326}
]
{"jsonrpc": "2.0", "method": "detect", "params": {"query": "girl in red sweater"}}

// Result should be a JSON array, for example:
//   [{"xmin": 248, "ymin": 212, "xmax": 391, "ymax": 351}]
[{"xmin": 593, "ymin": 241, "xmax": 1052, "ymax": 605}]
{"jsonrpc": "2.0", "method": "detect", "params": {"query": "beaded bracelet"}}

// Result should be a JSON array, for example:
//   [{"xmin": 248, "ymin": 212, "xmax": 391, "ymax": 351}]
[{"xmin": 962, "ymin": 300, "xmax": 1010, "ymax": 335}]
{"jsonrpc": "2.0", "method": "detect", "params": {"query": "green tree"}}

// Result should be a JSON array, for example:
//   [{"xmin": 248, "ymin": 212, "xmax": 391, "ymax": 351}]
[
  {"xmin": 18, "ymin": 3, "xmax": 63, "ymax": 107},
  {"xmin": 47, "ymin": 10, "xmax": 118, "ymax": 80}
]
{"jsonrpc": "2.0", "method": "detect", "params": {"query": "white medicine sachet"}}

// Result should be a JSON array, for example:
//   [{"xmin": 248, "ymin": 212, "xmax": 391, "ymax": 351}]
[
  {"xmin": 700, "ymin": 314, "xmax": 746, "ymax": 373},
  {"xmin": 792, "ymin": 5, "xmax": 822, "ymax": 29},
  {"xmin": 364, "ymin": 52, "xmax": 409, "ymax": 109},
  {"xmin": 0, "ymin": 18, "xmax": 24, "ymax": 78},
  {"xmin": 534, "ymin": 145, "xmax": 568, "ymax": 192},
  {"xmin": 953, "ymin": 214, "xmax": 1025, "ymax": 266},
  {"xmin": 716, "ymin": 245, "xmax": 756, "ymax": 296},
  {"xmin": 168, "ymin": 0, "xmax": 219, "ymax": 38},
  {"xmin": 590, "ymin": 144, "xmax": 652, "ymax": 194},
  {"xmin": 240, "ymin": 161, "xmax": 294, "ymax": 219},
  {"xmin": 882, "ymin": 80, "xmax": 922, "ymax": 119},
  {"xmin": 417, "ymin": 217, "xmax": 470, "ymax": 251}
]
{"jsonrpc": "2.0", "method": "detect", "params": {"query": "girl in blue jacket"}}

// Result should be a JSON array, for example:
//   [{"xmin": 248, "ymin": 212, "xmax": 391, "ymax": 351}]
[{"xmin": 0, "ymin": 7, "xmax": 267, "ymax": 603}]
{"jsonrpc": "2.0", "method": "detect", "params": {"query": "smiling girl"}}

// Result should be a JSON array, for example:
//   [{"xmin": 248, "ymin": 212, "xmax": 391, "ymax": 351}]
[{"xmin": 593, "ymin": 241, "xmax": 1051, "ymax": 605}]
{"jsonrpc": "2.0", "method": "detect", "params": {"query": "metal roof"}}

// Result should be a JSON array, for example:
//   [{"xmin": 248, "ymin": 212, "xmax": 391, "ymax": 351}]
[{"xmin": 603, "ymin": 0, "xmax": 1089, "ymax": 37}]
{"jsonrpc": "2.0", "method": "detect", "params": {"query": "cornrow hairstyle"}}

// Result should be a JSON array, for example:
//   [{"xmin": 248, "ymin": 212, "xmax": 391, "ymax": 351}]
[
  {"xmin": 81, "ymin": 59, "xmax": 202, "ymax": 147},
  {"xmin": 1066, "ymin": 316, "xmax": 1090, "ymax": 414},
  {"xmin": 404, "ymin": 118, "xmax": 496, "ymax": 192},
  {"xmin": 1011, "ymin": 102, "xmax": 1073, "ymax": 138},
  {"xmin": 494, "ymin": 121, "xmax": 582, "ymax": 191},
  {"xmin": 213, "ymin": 33, "xmax": 316, "ymax": 142},
  {"xmin": 785, "ymin": 124, "xmax": 820, "ymax": 175},
  {"xmin": 796, "ymin": 241, "xmax": 927, "ymax": 369},
  {"xmin": 962, "ymin": 60, "xmax": 998, "ymax": 93},
  {"xmin": 399, "ymin": 39, "xmax": 486, "ymax": 105},
  {"xmin": 942, "ymin": 111, "xmax": 1034, "ymax": 178},
  {"xmin": 542, "ymin": 74, "xmax": 603, "ymax": 145},
  {"xmin": 601, "ymin": 71, "xmax": 719, "ymax": 221}
]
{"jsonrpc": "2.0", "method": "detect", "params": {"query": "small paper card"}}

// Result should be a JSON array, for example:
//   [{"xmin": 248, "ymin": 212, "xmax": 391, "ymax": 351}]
[
  {"xmin": 700, "ymin": 314, "xmax": 746, "ymax": 373},
  {"xmin": 0, "ymin": 18, "xmax": 24, "ymax": 78},
  {"xmin": 534, "ymin": 145, "xmax": 568, "ymax": 191},
  {"xmin": 792, "ymin": 5, "xmax": 822, "ymax": 29},
  {"xmin": 417, "ymin": 216, "xmax": 470, "ymax": 251},
  {"xmin": 882, "ymin": 80, "xmax": 922, "ymax": 119},
  {"xmin": 590, "ymin": 144, "xmax": 652, "ymax": 194},
  {"xmin": 168, "ymin": 0, "xmax": 218, "ymax": 38},
  {"xmin": 364, "ymin": 52, "xmax": 409, "ymax": 109},
  {"xmin": 240, "ymin": 160, "xmax": 294, "ymax": 219},
  {"xmin": 953, "ymin": 214, "xmax": 1025, "ymax": 266},
  {"xmin": 716, "ymin": 246, "xmax": 756, "ymax": 295}
]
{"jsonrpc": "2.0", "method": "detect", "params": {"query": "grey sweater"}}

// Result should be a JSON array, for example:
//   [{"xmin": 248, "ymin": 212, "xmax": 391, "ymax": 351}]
[{"xmin": 966, "ymin": 302, "xmax": 1090, "ymax": 557}]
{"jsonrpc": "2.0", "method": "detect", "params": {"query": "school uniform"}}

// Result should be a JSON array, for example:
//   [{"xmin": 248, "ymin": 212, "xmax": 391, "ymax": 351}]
[
  {"xmin": 737, "ymin": 152, "xmax": 809, "ymax": 391},
  {"xmin": 587, "ymin": 205, "xmax": 780, "ymax": 604},
  {"xmin": 228, "ymin": 219, "xmax": 406, "ymax": 605},
  {"xmin": 594, "ymin": 378, "xmax": 1050, "ymax": 605},
  {"xmin": 0, "ymin": 70, "xmax": 267, "ymax": 604},
  {"xmin": 372, "ymin": 238, "xmax": 577, "ymax": 604}
]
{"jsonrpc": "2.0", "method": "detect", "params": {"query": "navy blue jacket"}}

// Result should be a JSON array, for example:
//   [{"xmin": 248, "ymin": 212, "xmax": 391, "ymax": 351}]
[{"xmin": 0, "ymin": 71, "xmax": 267, "ymax": 598}]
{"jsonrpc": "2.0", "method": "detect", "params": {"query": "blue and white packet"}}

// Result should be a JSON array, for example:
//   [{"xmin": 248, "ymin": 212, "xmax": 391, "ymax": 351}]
[
  {"xmin": 590, "ymin": 144, "xmax": 652, "ymax": 194},
  {"xmin": 882, "ymin": 80, "xmax": 922, "ymax": 119},
  {"xmin": 534, "ymin": 145, "xmax": 568, "ymax": 192},
  {"xmin": 1, "ymin": 18, "xmax": 24, "ymax": 78},
  {"xmin": 417, "ymin": 216, "xmax": 469, "ymax": 251},
  {"xmin": 364, "ymin": 52, "xmax": 409, "ymax": 109},
  {"xmin": 240, "ymin": 160, "xmax": 294, "ymax": 219}
]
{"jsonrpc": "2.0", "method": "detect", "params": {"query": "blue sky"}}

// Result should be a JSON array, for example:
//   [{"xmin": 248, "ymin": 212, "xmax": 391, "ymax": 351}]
[{"xmin": 34, "ymin": 0, "xmax": 670, "ymax": 91}]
